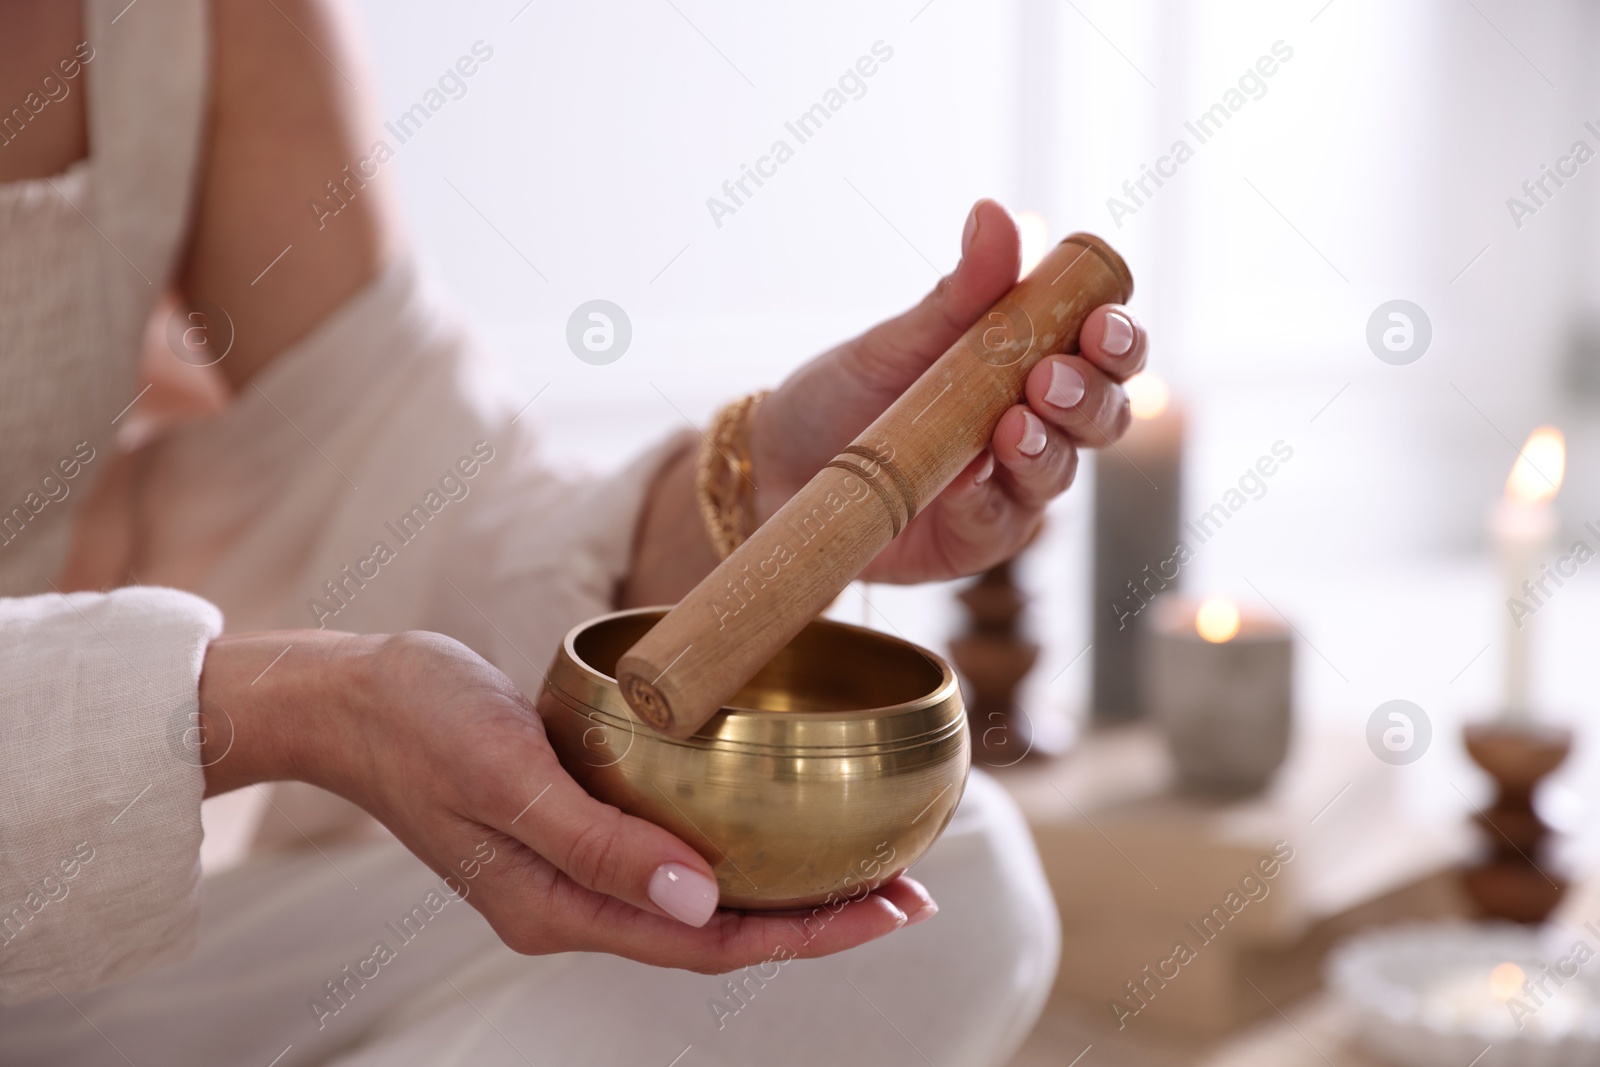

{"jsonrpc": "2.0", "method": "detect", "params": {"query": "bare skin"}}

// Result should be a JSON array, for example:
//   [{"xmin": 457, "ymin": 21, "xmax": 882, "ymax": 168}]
[
  {"xmin": 0, "ymin": 3, "xmax": 89, "ymax": 184},
  {"xmin": 1, "ymin": 0, "xmax": 1146, "ymax": 973}
]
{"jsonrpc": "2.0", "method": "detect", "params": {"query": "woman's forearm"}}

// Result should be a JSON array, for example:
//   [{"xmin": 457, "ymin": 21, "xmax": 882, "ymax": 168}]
[
  {"xmin": 620, "ymin": 443, "xmax": 721, "ymax": 608},
  {"xmin": 195, "ymin": 629, "xmax": 381, "ymax": 797}
]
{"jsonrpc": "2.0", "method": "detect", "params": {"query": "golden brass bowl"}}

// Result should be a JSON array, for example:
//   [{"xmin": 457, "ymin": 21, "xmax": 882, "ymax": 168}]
[{"xmin": 537, "ymin": 608, "xmax": 970, "ymax": 909}]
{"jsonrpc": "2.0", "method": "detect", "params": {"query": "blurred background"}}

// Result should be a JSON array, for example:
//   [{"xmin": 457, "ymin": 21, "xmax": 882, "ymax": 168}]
[{"xmin": 351, "ymin": 1, "xmax": 1600, "ymax": 1060}]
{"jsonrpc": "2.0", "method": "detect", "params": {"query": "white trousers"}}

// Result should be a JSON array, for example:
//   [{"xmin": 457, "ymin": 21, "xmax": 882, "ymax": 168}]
[{"xmin": 0, "ymin": 771, "xmax": 1058, "ymax": 1066}]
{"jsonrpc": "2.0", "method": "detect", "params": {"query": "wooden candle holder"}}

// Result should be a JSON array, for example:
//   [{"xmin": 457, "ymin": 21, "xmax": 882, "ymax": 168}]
[
  {"xmin": 1460, "ymin": 721, "xmax": 1572, "ymax": 924},
  {"xmin": 948, "ymin": 555, "xmax": 1042, "ymax": 766},
  {"xmin": 619, "ymin": 234, "xmax": 1133, "ymax": 738}
]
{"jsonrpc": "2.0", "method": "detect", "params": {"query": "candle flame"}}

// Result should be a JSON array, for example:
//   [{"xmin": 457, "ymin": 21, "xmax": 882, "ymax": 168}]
[
  {"xmin": 1489, "ymin": 962, "xmax": 1526, "ymax": 1003},
  {"xmin": 1127, "ymin": 373, "xmax": 1171, "ymax": 421},
  {"xmin": 1506, "ymin": 427, "xmax": 1565, "ymax": 504},
  {"xmin": 1195, "ymin": 597, "xmax": 1241, "ymax": 643},
  {"xmin": 1017, "ymin": 211, "xmax": 1050, "ymax": 277}
]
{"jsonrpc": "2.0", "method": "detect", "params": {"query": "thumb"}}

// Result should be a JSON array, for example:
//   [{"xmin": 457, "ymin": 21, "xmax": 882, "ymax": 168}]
[
  {"xmin": 500, "ymin": 749, "xmax": 722, "ymax": 928},
  {"xmin": 846, "ymin": 198, "xmax": 1022, "ymax": 388}
]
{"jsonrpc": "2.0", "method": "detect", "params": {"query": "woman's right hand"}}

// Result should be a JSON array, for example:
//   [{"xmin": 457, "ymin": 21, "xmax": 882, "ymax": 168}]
[{"xmin": 196, "ymin": 629, "xmax": 934, "ymax": 973}]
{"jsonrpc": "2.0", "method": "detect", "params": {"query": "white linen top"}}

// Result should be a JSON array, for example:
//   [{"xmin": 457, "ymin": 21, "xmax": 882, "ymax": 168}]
[
  {"xmin": 0, "ymin": 0, "xmax": 682, "ymax": 1004},
  {"xmin": 0, "ymin": 0, "xmax": 202, "ymax": 593}
]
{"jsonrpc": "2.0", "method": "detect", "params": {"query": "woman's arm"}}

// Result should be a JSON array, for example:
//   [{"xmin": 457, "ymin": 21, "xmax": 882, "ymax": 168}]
[
  {"xmin": 180, "ymin": 0, "xmax": 399, "ymax": 393},
  {"xmin": 621, "ymin": 443, "xmax": 720, "ymax": 606}
]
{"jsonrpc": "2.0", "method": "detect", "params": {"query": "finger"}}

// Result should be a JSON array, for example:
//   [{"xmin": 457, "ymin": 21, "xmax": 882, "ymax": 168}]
[
  {"xmin": 989, "ymin": 405, "xmax": 1081, "ymax": 510},
  {"xmin": 844, "ymin": 198, "xmax": 1021, "ymax": 388},
  {"xmin": 1023, "ymin": 355, "xmax": 1130, "ymax": 447},
  {"xmin": 636, "ymin": 888, "xmax": 910, "ymax": 972},
  {"xmin": 480, "ymin": 853, "xmax": 912, "ymax": 974},
  {"xmin": 873, "ymin": 875, "xmax": 939, "ymax": 926},
  {"xmin": 910, "ymin": 461, "xmax": 1042, "ymax": 578},
  {"xmin": 1076, "ymin": 304, "xmax": 1148, "ymax": 382},
  {"xmin": 956, "ymin": 448, "xmax": 995, "ymax": 494},
  {"xmin": 483, "ymin": 743, "xmax": 722, "ymax": 928}
]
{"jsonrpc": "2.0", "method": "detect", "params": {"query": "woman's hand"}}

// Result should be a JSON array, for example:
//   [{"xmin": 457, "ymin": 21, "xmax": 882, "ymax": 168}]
[
  {"xmin": 751, "ymin": 198, "xmax": 1149, "ymax": 583},
  {"xmin": 197, "ymin": 631, "xmax": 934, "ymax": 973}
]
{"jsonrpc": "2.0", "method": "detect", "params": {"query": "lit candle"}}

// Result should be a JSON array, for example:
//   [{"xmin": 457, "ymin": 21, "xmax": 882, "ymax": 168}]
[
  {"xmin": 1091, "ymin": 373, "xmax": 1186, "ymax": 722},
  {"xmin": 1143, "ymin": 595, "xmax": 1293, "ymax": 795},
  {"xmin": 1419, "ymin": 960, "xmax": 1593, "ymax": 1040},
  {"xmin": 1490, "ymin": 427, "xmax": 1565, "ymax": 722},
  {"xmin": 1016, "ymin": 211, "xmax": 1052, "ymax": 278}
]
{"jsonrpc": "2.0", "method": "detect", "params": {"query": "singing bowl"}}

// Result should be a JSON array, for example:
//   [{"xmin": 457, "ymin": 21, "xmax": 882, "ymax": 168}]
[{"xmin": 536, "ymin": 608, "xmax": 970, "ymax": 909}]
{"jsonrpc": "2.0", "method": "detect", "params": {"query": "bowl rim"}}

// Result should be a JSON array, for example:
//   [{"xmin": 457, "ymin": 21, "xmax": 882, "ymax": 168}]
[{"xmin": 549, "ymin": 605, "xmax": 962, "ymax": 735}]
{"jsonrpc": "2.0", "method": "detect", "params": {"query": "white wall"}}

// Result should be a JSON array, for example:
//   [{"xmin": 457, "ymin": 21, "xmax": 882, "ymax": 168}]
[{"xmin": 356, "ymin": 0, "xmax": 1019, "ymax": 462}]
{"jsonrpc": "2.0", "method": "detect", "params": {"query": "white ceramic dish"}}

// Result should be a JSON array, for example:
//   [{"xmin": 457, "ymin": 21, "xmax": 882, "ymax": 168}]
[{"xmin": 1327, "ymin": 921, "xmax": 1600, "ymax": 1067}]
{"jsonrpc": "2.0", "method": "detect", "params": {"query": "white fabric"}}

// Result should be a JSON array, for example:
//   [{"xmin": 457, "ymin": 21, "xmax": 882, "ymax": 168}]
[
  {"xmin": 132, "ymin": 257, "xmax": 689, "ymax": 852},
  {"xmin": 0, "ymin": 0, "xmax": 206, "ymax": 596},
  {"xmin": 0, "ymin": 771, "xmax": 1059, "ymax": 1067},
  {"xmin": 0, "ymin": 587, "xmax": 221, "ymax": 1003},
  {"xmin": 0, "ymin": 0, "xmax": 215, "ymax": 1005}
]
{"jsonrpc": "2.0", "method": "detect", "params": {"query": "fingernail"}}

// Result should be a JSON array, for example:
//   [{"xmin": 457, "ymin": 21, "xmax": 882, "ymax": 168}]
[
  {"xmin": 1018, "ymin": 410, "xmax": 1047, "ymax": 457},
  {"xmin": 906, "ymin": 901, "xmax": 939, "ymax": 927},
  {"xmin": 1045, "ymin": 361, "xmax": 1085, "ymax": 409},
  {"xmin": 649, "ymin": 863, "xmax": 718, "ymax": 928},
  {"xmin": 961, "ymin": 202, "xmax": 981, "ymax": 257},
  {"xmin": 973, "ymin": 453, "xmax": 995, "ymax": 486},
  {"xmin": 1102, "ymin": 311, "xmax": 1135, "ymax": 356}
]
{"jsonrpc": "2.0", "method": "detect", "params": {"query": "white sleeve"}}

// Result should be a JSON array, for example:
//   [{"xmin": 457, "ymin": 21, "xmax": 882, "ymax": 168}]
[
  {"xmin": 0, "ymin": 587, "xmax": 222, "ymax": 1005},
  {"xmin": 439, "ymin": 429, "xmax": 697, "ymax": 701},
  {"xmin": 126, "ymin": 262, "xmax": 699, "ymax": 696}
]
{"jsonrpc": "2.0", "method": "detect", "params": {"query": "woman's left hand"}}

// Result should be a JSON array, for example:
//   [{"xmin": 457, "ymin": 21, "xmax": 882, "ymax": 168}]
[{"xmin": 749, "ymin": 199, "xmax": 1148, "ymax": 583}]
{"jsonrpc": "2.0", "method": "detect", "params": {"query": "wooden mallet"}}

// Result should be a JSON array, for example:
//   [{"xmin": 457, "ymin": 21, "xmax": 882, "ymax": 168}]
[{"xmin": 619, "ymin": 232, "xmax": 1134, "ymax": 739}]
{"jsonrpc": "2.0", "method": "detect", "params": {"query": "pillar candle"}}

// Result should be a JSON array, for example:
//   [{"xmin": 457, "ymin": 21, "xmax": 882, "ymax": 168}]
[
  {"xmin": 1491, "ymin": 426, "xmax": 1565, "ymax": 722},
  {"xmin": 1091, "ymin": 373, "xmax": 1185, "ymax": 722},
  {"xmin": 1144, "ymin": 595, "xmax": 1294, "ymax": 796}
]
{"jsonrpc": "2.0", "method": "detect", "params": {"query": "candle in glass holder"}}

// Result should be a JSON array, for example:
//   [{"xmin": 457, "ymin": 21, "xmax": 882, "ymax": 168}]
[
  {"xmin": 1491, "ymin": 427, "xmax": 1564, "ymax": 722},
  {"xmin": 1091, "ymin": 372, "xmax": 1186, "ymax": 722},
  {"xmin": 1143, "ymin": 595, "xmax": 1293, "ymax": 795},
  {"xmin": 1420, "ymin": 960, "xmax": 1593, "ymax": 1041}
]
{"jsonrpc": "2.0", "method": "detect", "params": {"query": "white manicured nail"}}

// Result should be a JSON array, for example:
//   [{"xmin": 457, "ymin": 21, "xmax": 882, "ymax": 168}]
[
  {"xmin": 1045, "ymin": 361, "xmax": 1085, "ymax": 409},
  {"xmin": 649, "ymin": 863, "xmax": 718, "ymax": 927},
  {"xmin": 1018, "ymin": 411, "xmax": 1047, "ymax": 457},
  {"xmin": 1102, "ymin": 311, "xmax": 1135, "ymax": 356}
]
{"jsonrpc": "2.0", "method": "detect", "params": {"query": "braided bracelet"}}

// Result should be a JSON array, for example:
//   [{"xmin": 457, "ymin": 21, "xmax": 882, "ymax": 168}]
[{"xmin": 694, "ymin": 390, "xmax": 769, "ymax": 559}]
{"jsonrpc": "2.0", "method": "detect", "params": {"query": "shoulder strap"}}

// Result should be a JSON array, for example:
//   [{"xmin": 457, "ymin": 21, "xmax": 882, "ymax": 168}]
[{"xmin": 83, "ymin": 0, "xmax": 208, "ymax": 340}]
